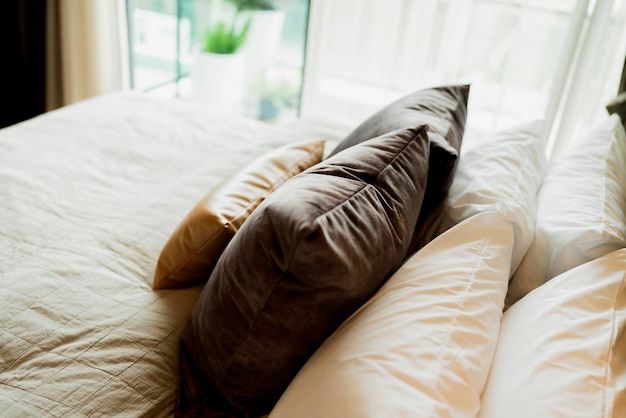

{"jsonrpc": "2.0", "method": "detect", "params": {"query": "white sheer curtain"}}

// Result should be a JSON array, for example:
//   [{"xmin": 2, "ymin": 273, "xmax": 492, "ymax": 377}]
[
  {"xmin": 547, "ymin": 0, "xmax": 626, "ymax": 156},
  {"xmin": 46, "ymin": 0, "xmax": 130, "ymax": 110},
  {"xmin": 301, "ymin": 0, "xmax": 626, "ymax": 157}
]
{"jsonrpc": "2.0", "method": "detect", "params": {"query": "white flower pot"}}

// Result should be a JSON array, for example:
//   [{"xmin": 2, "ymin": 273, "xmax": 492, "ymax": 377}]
[
  {"xmin": 241, "ymin": 10, "xmax": 286, "ymax": 74},
  {"xmin": 191, "ymin": 50, "xmax": 245, "ymax": 114}
]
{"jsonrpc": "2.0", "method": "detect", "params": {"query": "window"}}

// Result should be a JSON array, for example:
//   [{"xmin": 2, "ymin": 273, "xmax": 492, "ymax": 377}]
[{"xmin": 127, "ymin": 0, "xmax": 310, "ymax": 122}]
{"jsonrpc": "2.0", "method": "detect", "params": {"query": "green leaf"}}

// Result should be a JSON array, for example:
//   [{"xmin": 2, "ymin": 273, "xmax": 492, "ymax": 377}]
[
  {"xmin": 202, "ymin": 16, "xmax": 251, "ymax": 54},
  {"xmin": 225, "ymin": 0, "xmax": 275, "ymax": 11}
]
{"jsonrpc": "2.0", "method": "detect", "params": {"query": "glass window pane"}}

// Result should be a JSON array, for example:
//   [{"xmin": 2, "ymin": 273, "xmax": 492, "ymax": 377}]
[
  {"xmin": 127, "ymin": 0, "xmax": 309, "ymax": 122},
  {"xmin": 128, "ymin": 0, "xmax": 181, "ymax": 91}
]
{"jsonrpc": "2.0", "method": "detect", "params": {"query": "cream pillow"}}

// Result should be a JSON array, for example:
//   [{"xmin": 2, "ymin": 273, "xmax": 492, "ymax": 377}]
[
  {"xmin": 440, "ymin": 120, "xmax": 546, "ymax": 274},
  {"xmin": 480, "ymin": 249, "xmax": 626, "ymax": 418},
  {"xmin": 507, "ymin": 114, "xmax": 626, "ymax": 306},
  {"xmin": 270, "ymin": 210, "xmax": 514, "ymax": 418},
  {"xmin": 153, "ymin": 139, "xmax": 325, "ymax": 289}
]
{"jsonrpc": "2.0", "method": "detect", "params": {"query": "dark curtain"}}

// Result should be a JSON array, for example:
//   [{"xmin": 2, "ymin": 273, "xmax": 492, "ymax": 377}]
[{"xmin": 0, "ymin": 0, "xmax": 47, "ymax": 129}]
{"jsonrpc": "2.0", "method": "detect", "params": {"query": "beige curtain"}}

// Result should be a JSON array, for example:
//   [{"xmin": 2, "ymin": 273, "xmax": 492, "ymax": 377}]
[{"xmin": 46, "ymin": 0, "xmax": 130, "ymax": 110}]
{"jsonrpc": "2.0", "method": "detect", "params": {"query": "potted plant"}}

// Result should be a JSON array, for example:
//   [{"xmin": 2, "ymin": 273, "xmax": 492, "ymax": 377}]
[
  {"xmin": 254, "ymin": 76, "xmax": 300, "ymax": 121},
  {"xmin": 191, "ymin": 16, "xmax": 251, "ymax": 113}
]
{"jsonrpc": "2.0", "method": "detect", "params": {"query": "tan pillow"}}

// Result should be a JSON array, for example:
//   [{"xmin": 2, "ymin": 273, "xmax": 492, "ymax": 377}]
[{"xmin": 153, "ymin": 139, "xmax": 325, "ymax": 290}]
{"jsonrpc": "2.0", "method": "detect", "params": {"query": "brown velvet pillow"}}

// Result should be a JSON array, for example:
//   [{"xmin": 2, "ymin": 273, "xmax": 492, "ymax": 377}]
[
  {"xmin": 153, "ymin": 140, "xmax": 325, "ymax": 290},
  {"xmin": 330, "ymin": 84, "xmax": 470, "ymax": 253},
  {"xmin": 176, "ymin": 125, "xmax": 430, "ymax": 417}
]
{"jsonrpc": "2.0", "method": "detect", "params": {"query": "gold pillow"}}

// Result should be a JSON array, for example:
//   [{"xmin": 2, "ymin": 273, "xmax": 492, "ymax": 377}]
[{"xmin": 153, "ymin": 140, "xmax": 325, "ymax": 290}]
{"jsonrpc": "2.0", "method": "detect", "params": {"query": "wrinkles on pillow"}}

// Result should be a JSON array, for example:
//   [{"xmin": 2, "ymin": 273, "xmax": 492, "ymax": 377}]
[{"xmin": 176, "ymin": 125, "xmax": 431, "ymax": 417}]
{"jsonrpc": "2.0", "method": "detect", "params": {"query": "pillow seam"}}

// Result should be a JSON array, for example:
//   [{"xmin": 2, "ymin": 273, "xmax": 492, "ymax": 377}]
[
  {"xmin": 373, "ymin": 126, "xmax": 427, "ymax": 186},
  {"xmin": 601, "ymin": 270, "xmax": 626, "ymax": 418},
  {"xmin": 300, "ymin": 128, "xmax": 424, "ymax": 232},
  {"xmin": 428, "ymin": 236, "xmax": 490, "ymax": 398}
]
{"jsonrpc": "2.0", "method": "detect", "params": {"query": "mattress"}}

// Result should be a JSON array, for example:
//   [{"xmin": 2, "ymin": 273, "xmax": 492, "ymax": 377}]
[{"xmin": 0, "ymin": 92, "xmax": 348, "ymax": 417}]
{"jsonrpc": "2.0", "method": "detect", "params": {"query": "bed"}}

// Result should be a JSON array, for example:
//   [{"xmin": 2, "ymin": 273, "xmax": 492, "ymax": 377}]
[{"xmin": 0, "ymin": 87, "xmax": 624, "ymax": 418}]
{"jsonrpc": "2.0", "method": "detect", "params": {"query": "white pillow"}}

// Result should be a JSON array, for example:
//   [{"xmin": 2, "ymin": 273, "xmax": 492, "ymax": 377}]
[
  {"xmin": 270, "ymin": 210, "xmax": 515, "ymax": 418},
  {"xmin": 507, "ymin": 114, "xmax": 626, "ymax": 306},
  {"xmin": 480, "ymin": 249, "xmax": 626, "ymax": 418},
  {"xmin": 440, "ymin": 120, "xmax": 546, "ymax": 274}
]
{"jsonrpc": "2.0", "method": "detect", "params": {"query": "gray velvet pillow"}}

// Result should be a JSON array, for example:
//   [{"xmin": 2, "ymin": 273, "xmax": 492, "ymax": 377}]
[
  {"xmin": 330, "ymin": 84, "xmax": 470, "ymax": 254},
  {"xmin": 176, "ymin": 125, "xmax": 431, "ymax": 417}
]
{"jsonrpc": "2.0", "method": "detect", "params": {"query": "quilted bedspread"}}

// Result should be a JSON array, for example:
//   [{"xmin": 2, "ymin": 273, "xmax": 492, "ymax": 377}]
[{"xmin": 0, "ymin": 92, "xmax": 347, "ymax": 417}]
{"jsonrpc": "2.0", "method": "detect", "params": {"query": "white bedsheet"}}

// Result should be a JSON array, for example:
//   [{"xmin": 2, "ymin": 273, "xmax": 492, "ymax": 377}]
[{"xmin": 0, "ymin": 92, "xmax": 348, "ymax": 417}]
